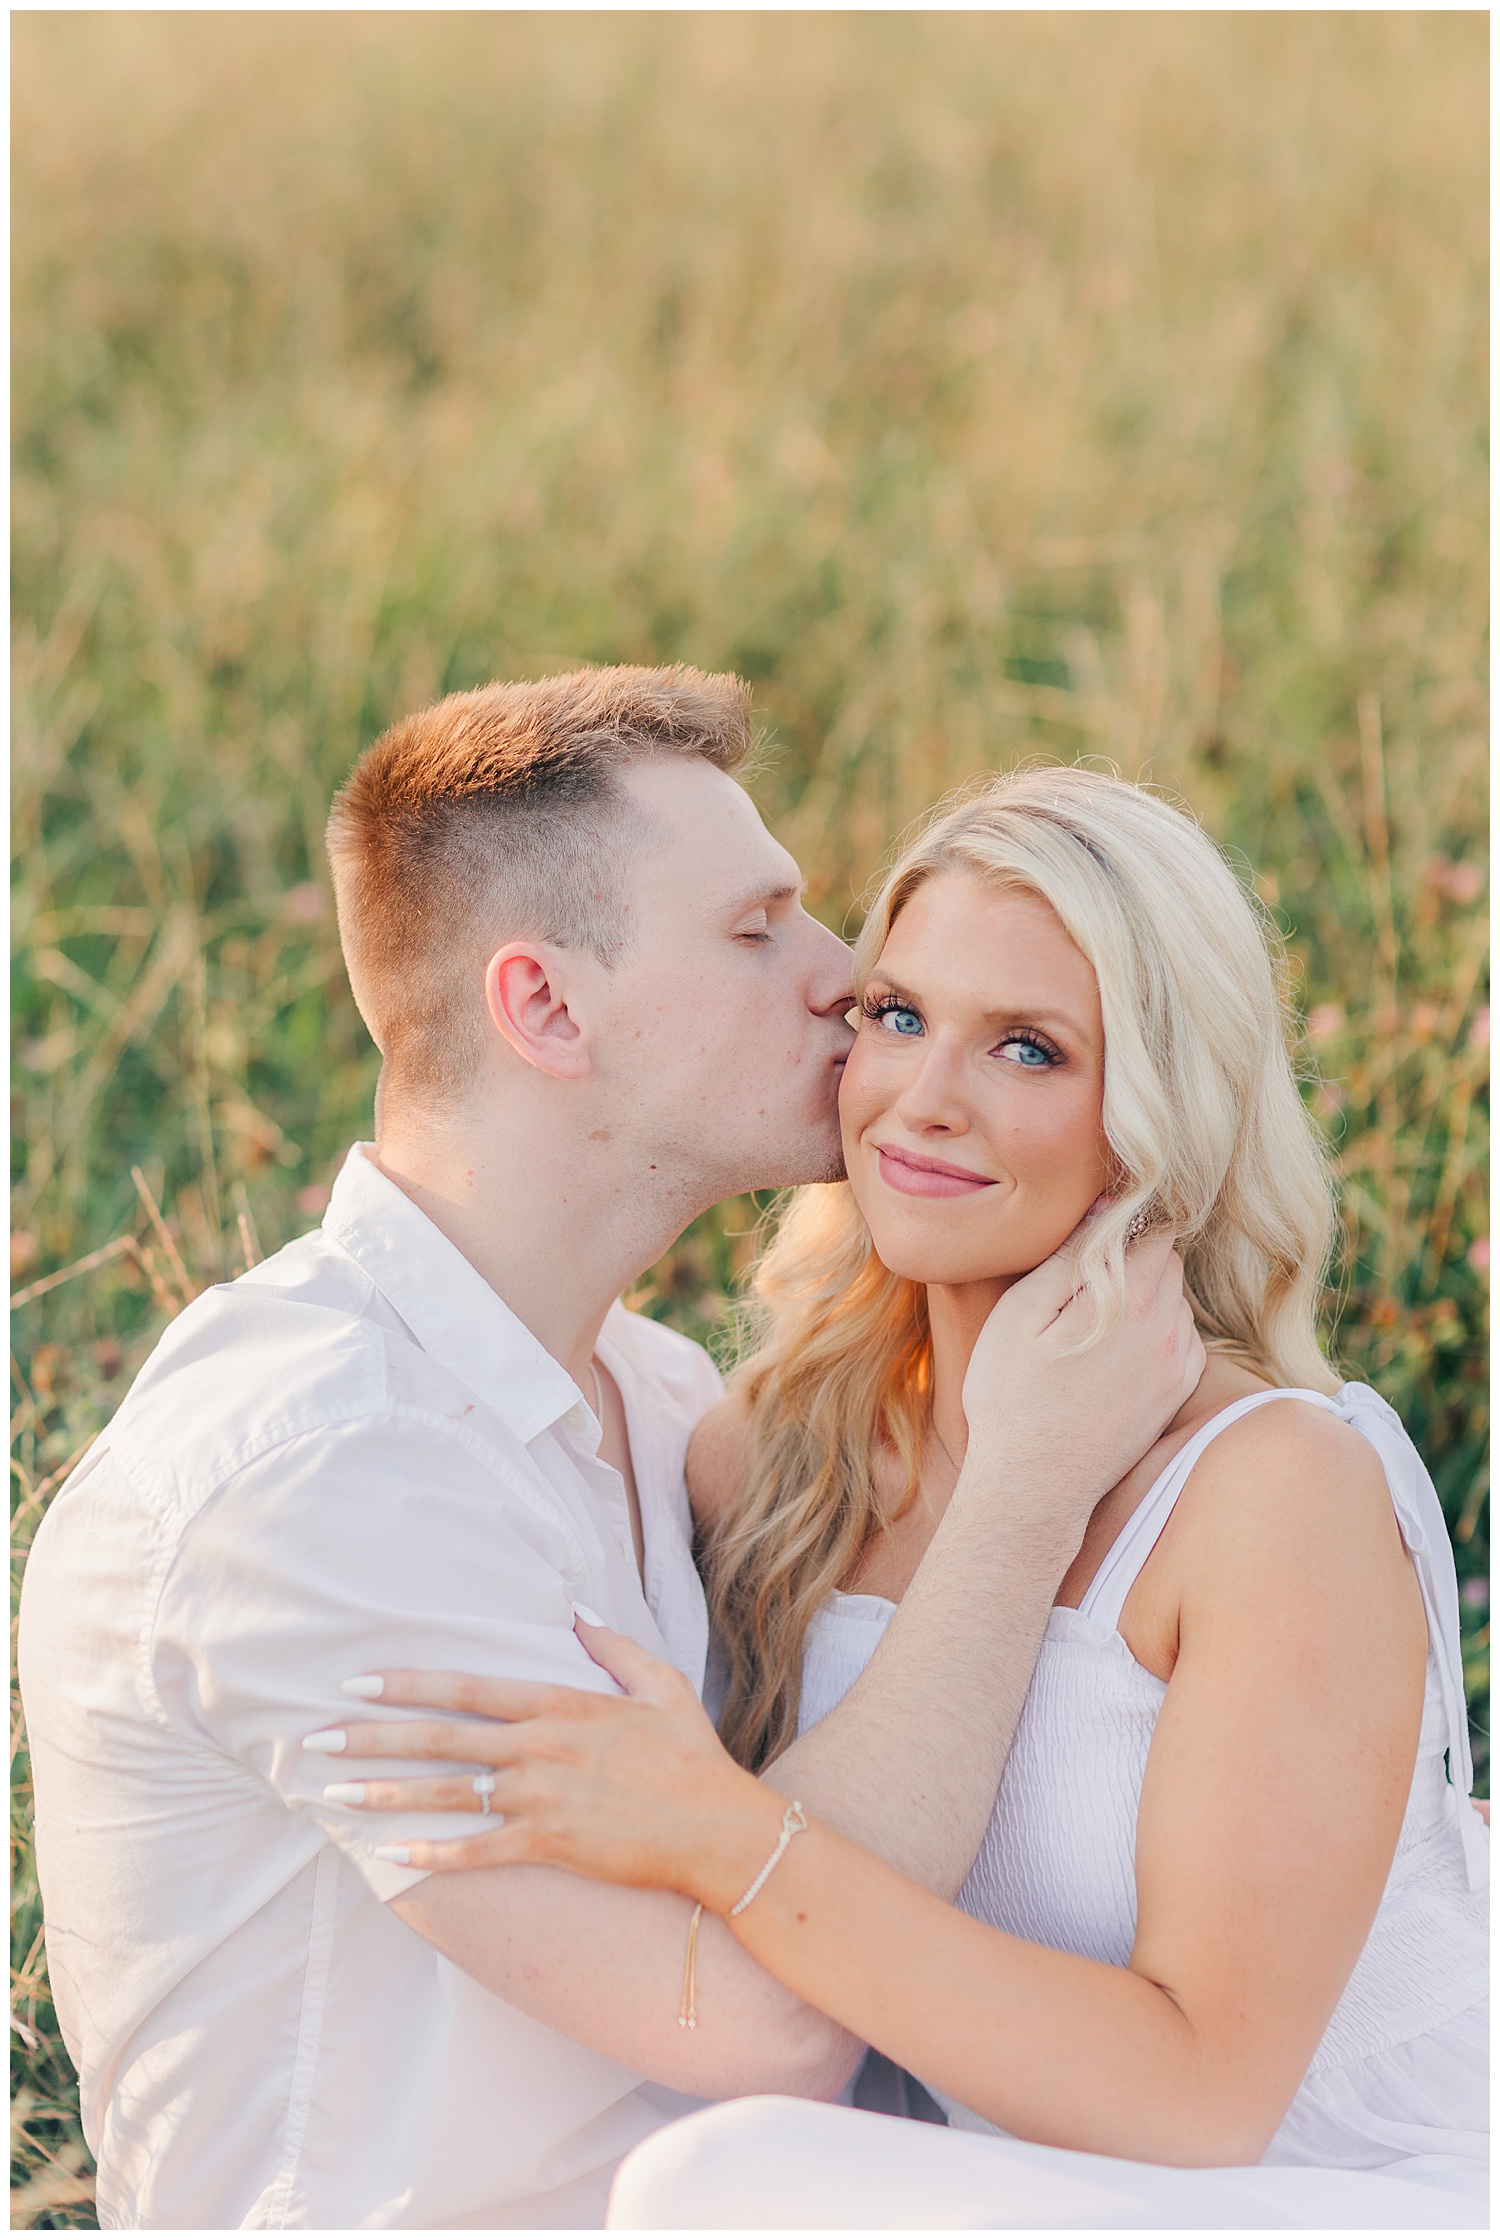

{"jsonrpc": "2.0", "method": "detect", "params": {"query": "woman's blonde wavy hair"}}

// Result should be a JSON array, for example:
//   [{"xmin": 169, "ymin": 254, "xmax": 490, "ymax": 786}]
[{"xmin": 705, "ymin": 764, "xmax": 1340, "ymax": 1771}]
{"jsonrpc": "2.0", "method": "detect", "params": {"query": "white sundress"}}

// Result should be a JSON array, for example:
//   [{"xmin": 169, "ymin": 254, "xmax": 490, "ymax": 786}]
[{"xmin": 786, "ymin": 1381, "xmax": 1489, "ymax": 2218}]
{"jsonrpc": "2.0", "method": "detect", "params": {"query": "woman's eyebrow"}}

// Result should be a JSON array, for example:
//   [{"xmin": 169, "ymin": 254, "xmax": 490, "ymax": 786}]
[
  {"xmin": 982, "ymin": 1002, "xmax": 1092, "ymax": 1040},
  {"xmin": 868, "ymin": 973, "xmax": 1092, "ymax": 1043}
]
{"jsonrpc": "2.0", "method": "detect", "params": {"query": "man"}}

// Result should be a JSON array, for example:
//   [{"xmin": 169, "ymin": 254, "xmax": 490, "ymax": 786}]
[{"xmin": 20, "ymin": 664, "xmax": 1200, "ymax": 2228}]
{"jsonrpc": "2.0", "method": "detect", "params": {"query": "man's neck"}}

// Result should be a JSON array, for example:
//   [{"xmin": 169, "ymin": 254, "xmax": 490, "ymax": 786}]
[{"xmin": 371, "ymin": 1102, "xmax": 700, "ymax": 1387}]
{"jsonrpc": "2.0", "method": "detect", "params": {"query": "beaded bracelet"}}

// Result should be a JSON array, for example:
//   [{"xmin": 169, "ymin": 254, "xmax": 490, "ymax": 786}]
[{"xmin": 728, "ymin": 1799, "xmax": 809, "ymax": 1917}]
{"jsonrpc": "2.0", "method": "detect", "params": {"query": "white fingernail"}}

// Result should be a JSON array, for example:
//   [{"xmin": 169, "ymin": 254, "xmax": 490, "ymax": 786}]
[
  {"xmin": 322, "ymin": 1781, "xmax": 366, "ymax": 1804},
  {"xmin": 373, "ymin": 1845, "xmax": 411, "ymax": 1864},
  {"xmin": 573, "ymin": 1603, "xmax": 607, "ymax": 1627},
  {"xmin": 303, "ymin": 1728, "xmax": 347, "ymax": 1753},
  {"xmin": 341, "ymin": 1675, "xmax": 384, "ymax": 1699}
]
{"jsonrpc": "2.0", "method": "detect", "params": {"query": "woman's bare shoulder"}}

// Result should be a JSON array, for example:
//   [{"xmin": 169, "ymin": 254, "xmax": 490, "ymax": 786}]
[
  {"xmin": 685, "ymin": 1394, "xmax": 752, "ymax": 1530},
  {"xmin": 1195, "ymin": 1390, "xmax": 1387, "ymax": 1491},
  {"xmin": 1179, "ymin": 1392, "xmax": 1412, "ymax": 1604},
  {"xmin": 1140, "ymin": 1391, "xmax": 1427, "ymax": 1714}
]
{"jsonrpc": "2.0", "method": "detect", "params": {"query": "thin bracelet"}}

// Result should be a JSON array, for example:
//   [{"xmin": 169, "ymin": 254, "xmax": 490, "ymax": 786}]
[
  {"xmin": 678, "ymin": 1902, "xmax": 704, "ymax": 2030},
  {"xmin": 728, "ymin": 1800, "xmax": 808, "ymax": 1918}
]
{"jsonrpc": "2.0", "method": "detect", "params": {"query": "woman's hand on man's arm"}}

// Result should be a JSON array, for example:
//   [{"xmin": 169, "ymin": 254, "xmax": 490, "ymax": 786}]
[
  {"xmin": 362, "ymin": 1398, "xmax": 1430, "ymax": 2167},
  {"xmin": 367, "ymin": 1637, "xmax": 862, "ymax": 2102}
]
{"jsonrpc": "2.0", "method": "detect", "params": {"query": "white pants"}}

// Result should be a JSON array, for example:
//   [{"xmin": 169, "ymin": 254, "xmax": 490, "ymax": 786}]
[{"xmin": 606, "ymin": 2096, "xmax": 1486, "ymax": 2230}]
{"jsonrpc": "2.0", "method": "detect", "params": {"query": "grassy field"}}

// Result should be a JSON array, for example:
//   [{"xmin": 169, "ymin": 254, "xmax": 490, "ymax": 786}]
[{"xmin": 11, "ymin": 13, "xmax": 1487, "ymax": 2224}]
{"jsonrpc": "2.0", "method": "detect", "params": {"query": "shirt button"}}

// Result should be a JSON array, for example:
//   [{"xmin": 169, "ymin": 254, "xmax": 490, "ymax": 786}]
[{"xmin": 563, "ymin": 1404, "xmax": 588, "ymax": 1436}]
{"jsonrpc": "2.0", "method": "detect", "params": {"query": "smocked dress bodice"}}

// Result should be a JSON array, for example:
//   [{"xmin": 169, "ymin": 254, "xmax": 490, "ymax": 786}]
[{"xmin": 797, "ymin": 1383, "xmax": 1488, "ymax": 2197}]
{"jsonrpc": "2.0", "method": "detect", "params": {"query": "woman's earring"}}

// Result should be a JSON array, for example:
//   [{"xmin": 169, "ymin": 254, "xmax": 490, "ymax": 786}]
[{"xmin": 1124, "ymin": 1205, "xmax": 1152, "ymax": 1244}]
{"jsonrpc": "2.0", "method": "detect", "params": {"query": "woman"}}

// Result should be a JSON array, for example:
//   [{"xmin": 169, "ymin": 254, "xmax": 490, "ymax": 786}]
[{"xmin": 324, "ymin": 769, "xmax": 1488, "ymax": 2224}]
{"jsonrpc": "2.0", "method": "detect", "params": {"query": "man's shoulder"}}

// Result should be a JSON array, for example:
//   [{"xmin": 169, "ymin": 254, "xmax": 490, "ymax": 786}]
[
  {"xmin": 604, "ymin": 1305, "xmax": 724, "ymax": 1422},
  {"xmin": 104, "ymin": 1232, "xmax": 427, "ymax": 1514}
]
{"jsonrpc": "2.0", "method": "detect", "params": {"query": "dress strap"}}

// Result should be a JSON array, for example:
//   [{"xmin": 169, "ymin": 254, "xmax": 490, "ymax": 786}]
[
  {"xmin": 1325, "ymin": 1382, "xmax": 1488, "ymax": 1893},
  {"xmin": 1080, "ymin": 1387, "xmax": 1318, "ymax": 1639},
  {"xmin": 1079, "ymin": 1379, "xmax": 1488, "ymax": 1895}
]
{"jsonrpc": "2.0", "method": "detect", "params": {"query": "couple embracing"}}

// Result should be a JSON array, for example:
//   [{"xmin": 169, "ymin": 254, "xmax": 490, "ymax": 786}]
[{"xmin": 20, "ymin": 665, "xmax": 1487, "ymax": 2230}]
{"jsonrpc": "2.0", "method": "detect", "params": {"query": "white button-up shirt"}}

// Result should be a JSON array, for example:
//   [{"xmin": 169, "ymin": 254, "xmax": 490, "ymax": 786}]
[{"xmin": 19, "ymin": 1145, "xmax": 722, "ymax": 2230}]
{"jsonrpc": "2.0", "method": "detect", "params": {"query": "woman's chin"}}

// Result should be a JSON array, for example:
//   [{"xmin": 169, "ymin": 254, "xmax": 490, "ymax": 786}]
[
  {"xmin": 867, "ymin": 1235, "xmax": 1031, "ymax": 1289},
  {"xmin": 861, "ymin": 1210, "xmax": 1074, "ymax": 1290}
]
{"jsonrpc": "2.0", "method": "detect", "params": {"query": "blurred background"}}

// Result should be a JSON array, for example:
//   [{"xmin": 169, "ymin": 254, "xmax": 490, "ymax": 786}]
[{"xmin": 11, "ymin": 12, "xmax": 1487, "ymax": 2222}]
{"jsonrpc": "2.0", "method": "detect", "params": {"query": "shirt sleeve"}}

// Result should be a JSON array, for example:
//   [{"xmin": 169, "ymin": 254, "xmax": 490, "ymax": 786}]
[{"xmin": 151, "ymin": 1412, "xmax": 620, "ymax": 1900}]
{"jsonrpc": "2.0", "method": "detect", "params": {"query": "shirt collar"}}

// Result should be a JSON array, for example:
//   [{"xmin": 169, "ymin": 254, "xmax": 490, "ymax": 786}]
[{"xmin": 322, "ymin": 1143, "xmax": 585, "ymax": 1445}]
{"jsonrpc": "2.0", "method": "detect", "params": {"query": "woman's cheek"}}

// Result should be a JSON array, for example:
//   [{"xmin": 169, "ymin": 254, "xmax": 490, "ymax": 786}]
[
  {"xmin": 1031, "ymin": 1094, "xmax": 1110, "ymax": 1220},
  {"xmin": 836, "ymin": 1038, "xmax": 885, "ymax": 1136},
  {"xmin": 999, "ymin": 1097, "xmax": 1105, "ymax": 1217}
]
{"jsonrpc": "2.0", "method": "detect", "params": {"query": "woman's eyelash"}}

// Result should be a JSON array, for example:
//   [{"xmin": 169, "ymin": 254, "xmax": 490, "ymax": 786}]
[
  {"xmin": 996, "ymin": 1027, "xmax": 1063, "ymax": 1065},
  {"xmin": 861, "ymin": 994, "xmax": 1063, "ymax": 1066}
]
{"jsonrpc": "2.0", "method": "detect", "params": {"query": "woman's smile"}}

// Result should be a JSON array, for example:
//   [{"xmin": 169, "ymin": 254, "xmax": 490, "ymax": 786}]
[{"xmin": 875, "ymin": 1143, "xmax": 997, "ymax": 1198}]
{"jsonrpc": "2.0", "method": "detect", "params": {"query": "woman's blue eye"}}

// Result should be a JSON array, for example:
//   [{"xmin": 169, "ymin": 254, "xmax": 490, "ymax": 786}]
[
  {"xmin": 998, "ymin": 1036, "xmax": 1056, "ymax": 1068},
  {"xmin": 861, "ymin": 997, "xmax": 926, "ymax": 1037}
]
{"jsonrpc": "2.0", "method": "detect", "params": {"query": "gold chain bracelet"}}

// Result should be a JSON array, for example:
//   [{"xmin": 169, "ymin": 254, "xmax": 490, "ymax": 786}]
[{"xmin": 678, "ymin": 1901, "xmax": 704, "ymax": 2030}]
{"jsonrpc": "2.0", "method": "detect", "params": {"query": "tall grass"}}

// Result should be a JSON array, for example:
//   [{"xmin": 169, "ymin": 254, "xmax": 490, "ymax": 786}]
[{"xmin": 11, "ymin": 14, "xmax": 1487, "ymax": 2224}]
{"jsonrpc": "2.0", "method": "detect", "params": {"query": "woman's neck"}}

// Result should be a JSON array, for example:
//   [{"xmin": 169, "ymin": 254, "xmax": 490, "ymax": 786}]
[{"xmin": 926, "ymin": 1277, "xmax": 1013, "ymax": 1466}]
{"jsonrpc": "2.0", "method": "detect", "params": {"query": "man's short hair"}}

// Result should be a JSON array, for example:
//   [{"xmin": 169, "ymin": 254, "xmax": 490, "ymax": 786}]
[{"xmin": 327, "ymin": 663, "xmax": 753, "ymax": 1099}]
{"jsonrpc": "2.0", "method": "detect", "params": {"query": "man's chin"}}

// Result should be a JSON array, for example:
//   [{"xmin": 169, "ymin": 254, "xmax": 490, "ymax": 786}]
[
  {"xmin": 786, "ymin": 1126, "xmax": 848, "ymax": 1189},
  {"xmin": 809, "ymin": 1145, "xmax": 849, "ymax": 1186},
  {"xmin": 725, "ymin": 1127, "xmax": 847, "ymax": 1195}
]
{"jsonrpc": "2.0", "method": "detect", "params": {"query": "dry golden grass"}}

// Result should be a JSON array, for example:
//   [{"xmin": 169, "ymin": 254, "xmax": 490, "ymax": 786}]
[{"xmin": 11, "ymin": 15, "xmax": 1487, "ymax": 2223}]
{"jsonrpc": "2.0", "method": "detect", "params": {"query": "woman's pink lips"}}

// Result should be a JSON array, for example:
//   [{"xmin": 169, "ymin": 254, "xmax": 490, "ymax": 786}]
[{"xmin": 876, "ymin": 1145, "xmax": 995, "ymax": 1198}]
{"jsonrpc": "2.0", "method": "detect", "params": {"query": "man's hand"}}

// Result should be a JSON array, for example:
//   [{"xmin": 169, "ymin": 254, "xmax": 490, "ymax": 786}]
[
  {"xmin": 768, "ymin": 1225, "xmax": 1204, "ymax": 1896},
  {"xmin": 959, "ymin": 1225, "xmax": 1205, "ymax": 1567}
]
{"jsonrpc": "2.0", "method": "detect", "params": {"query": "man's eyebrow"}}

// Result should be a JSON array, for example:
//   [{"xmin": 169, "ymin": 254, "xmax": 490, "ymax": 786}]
[{"xmin": 720, "ymin": 875, "xmax": 804, "ymax": 918}]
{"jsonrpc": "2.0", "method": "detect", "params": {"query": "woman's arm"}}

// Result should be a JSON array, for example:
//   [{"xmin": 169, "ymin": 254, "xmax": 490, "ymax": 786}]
[
  {"xmin": 707, "ymin": 1400, "xmax": 1429, "ymax": 2165},
  {"xmin": 330, "ymin": 1401, "xmax": 1426, "ymax": 2166}
]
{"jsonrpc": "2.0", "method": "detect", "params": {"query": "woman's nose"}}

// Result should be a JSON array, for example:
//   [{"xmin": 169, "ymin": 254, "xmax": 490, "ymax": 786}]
[{"xmin": 892, "ymin": 1040, "xmax": 970, "ymax": 1133}]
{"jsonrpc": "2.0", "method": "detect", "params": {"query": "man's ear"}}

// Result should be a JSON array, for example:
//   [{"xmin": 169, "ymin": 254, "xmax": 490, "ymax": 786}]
[{"xmin": 484, "ymin": 944, "xmax": 592, "ymax": 1080}]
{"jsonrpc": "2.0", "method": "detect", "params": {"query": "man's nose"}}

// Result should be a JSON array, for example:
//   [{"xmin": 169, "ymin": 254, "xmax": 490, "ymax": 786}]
[{"xmin": 805, "ymin": 914, "xmax": 855, "ymax": 1017}]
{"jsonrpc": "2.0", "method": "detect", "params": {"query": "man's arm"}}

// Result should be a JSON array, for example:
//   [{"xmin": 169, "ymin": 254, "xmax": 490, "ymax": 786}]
[
  {"xmin": 166, "ymin": 1411, "xmax": 865, "ymax": 2101},
  {"xmin": 393, "ymin": 1864, "xmax": 858, "ymax": 2096},
  {"xmin": 392, "ymin": 1235, "xmax": 1202, "ymax": 2093},
  {"xmin": 741, "ymin": 1231, "xmax": 1203, "ymax": 1894}
]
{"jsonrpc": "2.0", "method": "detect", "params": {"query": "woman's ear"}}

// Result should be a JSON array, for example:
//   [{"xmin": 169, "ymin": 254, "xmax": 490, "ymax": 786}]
[{"xmin": 484, "ymin": 944, "xmax": 591, "ymax": 1080}]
